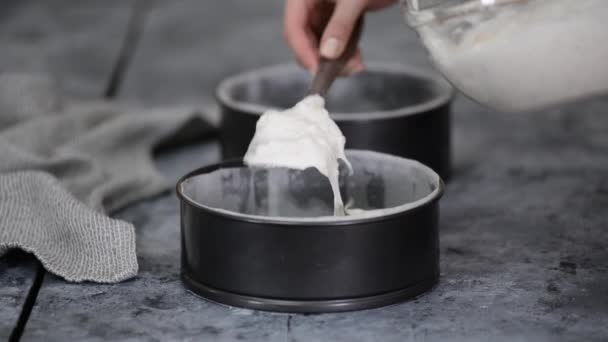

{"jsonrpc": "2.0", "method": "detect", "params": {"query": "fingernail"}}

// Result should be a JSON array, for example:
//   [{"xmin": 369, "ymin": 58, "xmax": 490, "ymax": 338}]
[{"xmin": 320, "ymin": 38, "xmax": 343, "ymax": 59}]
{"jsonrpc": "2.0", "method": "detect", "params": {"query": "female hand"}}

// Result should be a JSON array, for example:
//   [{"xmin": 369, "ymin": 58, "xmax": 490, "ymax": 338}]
[{"xmin": 284, "ymin": 0, "xmax": 397, "ymax": 75}]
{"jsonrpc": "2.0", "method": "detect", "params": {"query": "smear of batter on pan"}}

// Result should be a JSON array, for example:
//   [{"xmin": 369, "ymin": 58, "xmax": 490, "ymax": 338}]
[{"xmin": 243, "ymin": 95, "xmax": 351, "ymax": 216}]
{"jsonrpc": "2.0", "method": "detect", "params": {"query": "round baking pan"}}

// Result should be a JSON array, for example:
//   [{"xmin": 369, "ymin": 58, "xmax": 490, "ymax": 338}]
[
  {"xmin": 177, "ymin": 150, "xmax": 443, "ymax": 313},
  {"xmin": 217, "ymin": 63, "xmax": 454, "ymax": 179}
]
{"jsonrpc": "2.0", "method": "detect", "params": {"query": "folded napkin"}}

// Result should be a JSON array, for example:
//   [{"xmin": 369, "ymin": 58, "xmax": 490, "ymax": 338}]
[{"xmin": 0, "ymin": 72, "xmax": 217, "ymax": 283}]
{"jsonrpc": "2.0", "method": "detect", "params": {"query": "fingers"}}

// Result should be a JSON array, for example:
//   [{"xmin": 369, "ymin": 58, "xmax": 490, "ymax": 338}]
[
  {"xmin": 341, "ymin": 49, "xmax": 365, "ymax": 76},
  {"xmin": 284, "ymin": 0, "xmax": 320, "ymax": 72},
  {"xmin": 319, "ymin": 0, "xmax": 366, "ymax": 59},
  {"xmin": 284, "ymin": 0, "xmax": 370, "ymax": 73},
  {"xmin": 365, "ymin": 0, "xmax": 399, "ymax": 11}
]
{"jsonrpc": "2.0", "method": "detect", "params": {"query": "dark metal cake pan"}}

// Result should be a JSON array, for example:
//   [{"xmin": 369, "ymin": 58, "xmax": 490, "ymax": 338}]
[
  {"xmin": 217, "ymin": 63, "xmax": 454, "ymax": 179},
  {"xmin": 177, "ymin": 150, "xmax": 443, "ymax": 313}
]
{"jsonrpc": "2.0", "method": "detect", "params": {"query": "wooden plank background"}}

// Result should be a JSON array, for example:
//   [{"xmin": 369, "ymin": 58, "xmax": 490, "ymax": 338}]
[{"xmin": 2, "ymin": 1, "xmax": 608, "ymax": 341}]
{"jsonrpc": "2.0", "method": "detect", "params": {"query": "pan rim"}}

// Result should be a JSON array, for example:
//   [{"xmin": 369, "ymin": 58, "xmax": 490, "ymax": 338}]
[
  {"xmin": 176, "ymin": 150, "xmax": 444, "ymax": 227},
  {"xmin": 215, "ymin": 62, "xmax": 454, "ymax": 121}
]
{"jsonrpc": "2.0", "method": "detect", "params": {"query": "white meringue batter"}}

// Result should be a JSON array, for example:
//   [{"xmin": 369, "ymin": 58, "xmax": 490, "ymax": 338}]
[{"xmin": 243, "ymin": 95, "xmax": 351, "ymax": 216}]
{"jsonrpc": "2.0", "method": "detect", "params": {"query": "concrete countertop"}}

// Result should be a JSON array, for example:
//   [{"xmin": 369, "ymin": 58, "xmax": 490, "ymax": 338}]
[{"xmin": 1, "ymin": 1, "xmax": 607, "ymax": 341}]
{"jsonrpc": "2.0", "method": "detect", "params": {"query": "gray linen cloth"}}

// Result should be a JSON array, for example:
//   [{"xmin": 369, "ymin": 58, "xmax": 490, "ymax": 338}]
[{"xmin": 0, "ymin": 72, "xmax": 217, "ymax": 283}]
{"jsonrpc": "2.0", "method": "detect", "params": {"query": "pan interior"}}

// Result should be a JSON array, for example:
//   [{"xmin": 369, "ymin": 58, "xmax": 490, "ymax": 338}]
[{"xmin": 180, "ymin": 150, "xmax": 441, "ymax": 222}]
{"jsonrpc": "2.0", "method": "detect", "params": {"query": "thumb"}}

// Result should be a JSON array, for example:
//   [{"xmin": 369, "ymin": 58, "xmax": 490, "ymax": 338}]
[{"xmin": 319, "ymin": 0, "xmax": 365, "ymax": 59}]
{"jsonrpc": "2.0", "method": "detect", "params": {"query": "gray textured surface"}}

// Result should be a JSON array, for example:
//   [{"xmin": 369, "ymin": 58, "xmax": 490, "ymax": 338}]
[
  {"xmin": 9, "ymin": 0, "xmax": 608, "ymax": 341},
  {"xmin": 0, "ymin": 0, "xmax": 133, "ymax": 336},
  {"xmin": 0, "ymin": 251, "xmax": 37, "ymax": 341},
  {"xmin": 0, "ymin": 0, "xmax": 135, "ymax": 99},
  {"xmin": 23, "ymin": 96, "xmax": 608, "ymax": 341}
]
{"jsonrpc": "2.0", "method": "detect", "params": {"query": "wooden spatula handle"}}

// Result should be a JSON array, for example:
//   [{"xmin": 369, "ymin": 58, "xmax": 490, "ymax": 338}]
[{"xmin": 308, "ymin": 17, "xmax": 364, "ymax": 97}]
